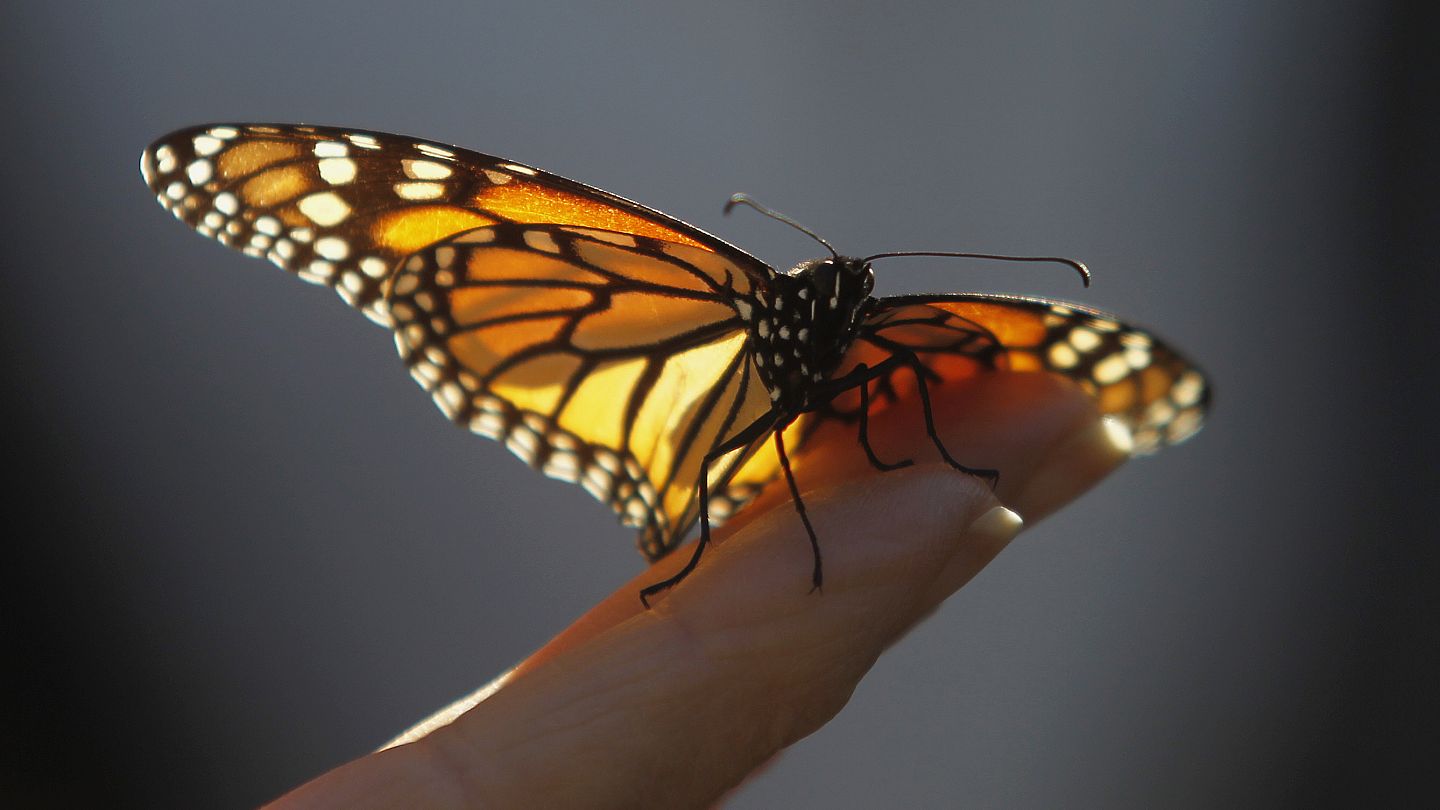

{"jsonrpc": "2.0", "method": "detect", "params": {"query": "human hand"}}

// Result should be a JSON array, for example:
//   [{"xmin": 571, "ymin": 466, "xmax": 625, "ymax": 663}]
[{"xmin": 269, "ymin": 372, "xmax": 1130, "ymax": 809}]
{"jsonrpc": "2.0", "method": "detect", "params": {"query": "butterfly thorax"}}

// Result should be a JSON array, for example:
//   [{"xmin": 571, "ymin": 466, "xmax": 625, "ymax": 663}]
[{"xmin": 747, "ymin": 257, "xmax": 876, "ymax": 411}]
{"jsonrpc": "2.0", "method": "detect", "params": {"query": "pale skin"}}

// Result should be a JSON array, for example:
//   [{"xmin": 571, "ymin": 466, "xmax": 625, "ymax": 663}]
[{"xmin": 269, "ymin": 372, "xmax": 1131, "ymax": 809}]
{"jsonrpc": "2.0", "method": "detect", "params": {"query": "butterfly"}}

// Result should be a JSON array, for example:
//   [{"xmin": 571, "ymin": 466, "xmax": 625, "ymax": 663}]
[{"xmin": 141, "ymin": 123, "xmax": 1209, "ymax": 603}]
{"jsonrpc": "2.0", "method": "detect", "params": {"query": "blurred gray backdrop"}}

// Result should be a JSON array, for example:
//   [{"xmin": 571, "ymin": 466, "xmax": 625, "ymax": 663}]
[{"xmin": 5, "ymin": 1, "xmax": 1435, "ymax": 807}]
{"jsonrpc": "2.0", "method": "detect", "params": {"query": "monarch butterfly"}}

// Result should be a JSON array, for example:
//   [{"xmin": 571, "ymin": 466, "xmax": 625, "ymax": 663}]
[{"xmin": 141, "ymin": 123, "xmax": 1209, "ymax": 603}]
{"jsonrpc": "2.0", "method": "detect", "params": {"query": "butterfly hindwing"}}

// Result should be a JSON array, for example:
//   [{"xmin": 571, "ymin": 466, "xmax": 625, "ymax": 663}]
[
  {"xmin": 388, "ymin": 223, "xmax": 779, "ymax": 558},
  {"xmin": 828, "ymin": 294, "xmax": 1207, "ymax": 454}
]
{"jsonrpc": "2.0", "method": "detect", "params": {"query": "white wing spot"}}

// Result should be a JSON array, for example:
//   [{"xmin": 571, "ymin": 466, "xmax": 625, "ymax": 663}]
[
  {"xmin": 202, "ymin": 212, "xmax": 224, "ymax": 229},
  {"xmin": 288, "ymin": 227, "xmax": 313, "ymax": 243},
  {"xmin": 1120, "ymin": 331, "xmax": 1153, "ymax": 349},
  {"xmin": 470, "ymin": 413, "xmax": 504, "ymax": 440},
  {"xmin": 1048, "ymin": 342, "xmax": 1080, "ymax": 369},
  {"xmin": 434, "ymin": 382, "xmax": 465, "ymax": 418},
  {"xmin": 1146, "ymin": 399, "xmax": 1177, "ymax": 425},
  {"xmin": 1068, "ymin": 326, "xmax": 1101, "ymax": 352},
  {"xmin": 415, "ymin": 143, "xmax": 456, "ymax": 159},
  {"xmin": 359, "ymin": 256, "xmax": 389, "ymax": 278},
  {"xmin": 214, "ymin": 192, "xmax": 239, "ymax": 215},
  {"xmin": 1172, "ymin": 371, "xmax": 1205, "ymax": 407},
  {"xmin": 315, "ymin": 236, "xmax": 350, "ymax": 261},
  {"xmin": 582, "ymin": 468, "xmax": 613, "ymax": 500},
  {"xmin": 394, "ymin": 181, "xmax": 445, "ymax": 200},
  {"xmin": 313, "ymin": 141, "xmax": 349, "ymax": 158},
  {"xmin": 1168, "ymin": 409, "xmax": 1203, "ymax": 442},
  {"xmin": 410, "ymin": 360, "xmax": 441, "ymax": 387},
  {"xmin": 207, "ymin": 126, "xmax": 239, "ymax": 139},
  {"xmin": 153, "ymin": 145, "xmax": 177, "ymax": 174},
  {"xmin": 318, "ymin": 157, "xmax": 357, "ymax": 185},
  {"xmin": 253, "ymin": 216, "xmax": 282, "ymax": 236},
  {"xmin": 402, "ymin": 159, "xmax": 453, "ymax": 180},
  {"xmin": 1093, "ymin": 353, "xmax": 1130, "ymax": 385},
  {"xmin": 192, "ymin": 135, "xmax": 224, "ymax": 156},
  {"xmin": 392, "ymin": 273, "xmax": 419, "ymax": 296},
  {"xmin": 482, "ymin": 169, "xmax": 512, "ymax": 185},
  {"xmin": 184, "ymin": 159, "xmax": 212, "ymax": 186},
  {"xmin": 345, "ymin": 133, "xmax": 382, "ymax": 149},
  {"xmin": 298, "ymin": 191, "xmax": 352, "ymax": 226},
  {"xmin": 498, "ymin": 162, "xmax": 537, "ymax": 176},
  {"xmin": 506, "ymin": 428, "xmax": 540, "ymax": 461}
]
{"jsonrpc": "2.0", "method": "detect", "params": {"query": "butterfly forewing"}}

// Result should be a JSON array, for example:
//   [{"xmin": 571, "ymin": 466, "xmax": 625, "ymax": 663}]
[
  {"xmin": 388, "ymin": 223, "xmax": 777, "ymax": 558},
  {"xmin": 837, "ymin": 294, "xmax": 1208, "ymax": 453},
  {"xmin": 140, "ymin": 124, "xmax": 765, "ymax": 324}
]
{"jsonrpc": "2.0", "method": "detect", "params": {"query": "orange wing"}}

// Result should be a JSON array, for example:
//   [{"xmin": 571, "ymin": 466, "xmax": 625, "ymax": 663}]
[
  {"xmin": 389, "ymin": 223, "xmax": 778, "ymax": 559},
  {"xmin": 140, "ymin": 123, "xmax": 766, "ymax": 324},
  {"xmin": 824, "ymin": 294, "xmax": 1208, "ymax": 454}
]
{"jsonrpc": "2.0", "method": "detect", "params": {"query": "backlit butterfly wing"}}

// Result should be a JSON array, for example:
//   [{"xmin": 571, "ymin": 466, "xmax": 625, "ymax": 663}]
[
  {"xmin": 141, "ymin": 122, "xmax": 1208, "ymax": 575},
  {"xmin": 824, "ymin": 294, "xmax": 1208, "ymax": 453},
  {"xmin": 139, "ymin": 123, "xmax": 759, "ymax": 324},
  {"xmin": 388, "ymin": 223, "xmax": 779, "ymax": 558}
]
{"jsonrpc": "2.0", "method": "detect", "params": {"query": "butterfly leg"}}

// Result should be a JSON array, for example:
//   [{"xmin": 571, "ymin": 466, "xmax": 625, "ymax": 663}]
[
  {"xmin": 772, "ymin": 420, "xmax": 824, "ymax": 592},
  {"xmin": 810, "ymin": 357, "xmax": 915, "ymax": 471},
  {"xmin": 898, "ymin": 350, "xmax": 1000, "ymax": 487},
  {"xmin": 639, "ymin": 410, "xmax": 781, "ymax": 607},
  {"xmin": 855, "ymin": 365, "xmax": 914, "ymax": 472}
]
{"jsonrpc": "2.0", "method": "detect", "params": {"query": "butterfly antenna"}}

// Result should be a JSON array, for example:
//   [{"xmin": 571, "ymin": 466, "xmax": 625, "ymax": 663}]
[
  {"xmin": 724, "ymin": 193, "xmax": 839, "ymax": 259},
  {"xmin": 861, "ymin": 250, "xmax": 1091, "ymax": 287}
]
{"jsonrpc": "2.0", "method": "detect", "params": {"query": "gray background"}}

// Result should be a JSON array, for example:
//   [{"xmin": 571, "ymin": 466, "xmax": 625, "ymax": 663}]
[{"xmin": 5, "ymin": 1, "xmax": 1434, "ymax": 807}]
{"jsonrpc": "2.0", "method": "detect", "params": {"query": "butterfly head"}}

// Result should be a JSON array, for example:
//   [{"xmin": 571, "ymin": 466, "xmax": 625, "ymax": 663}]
[{"xmin": 789, "ymin": 256, "xmax": 875, "ymax": 312}]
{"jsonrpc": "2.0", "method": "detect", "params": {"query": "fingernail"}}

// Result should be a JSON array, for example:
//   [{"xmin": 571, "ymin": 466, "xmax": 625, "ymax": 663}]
[
  {"xmin": 917, "ymin": 506, "xmax": 1024, "ymax": 610},
  {"xmin": 966, "ymin": 505, "xmax": 1024, "ymax": 546},
  {"xmin": 1007, "ymin": 417, "xmax": 1131, "ymax": 522}
]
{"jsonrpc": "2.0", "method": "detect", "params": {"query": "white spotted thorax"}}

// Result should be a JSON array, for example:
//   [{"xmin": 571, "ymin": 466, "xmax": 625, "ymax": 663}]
[{"xmin": 747, "ymin": 257, "xmax": 875, "ymax": 410}]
